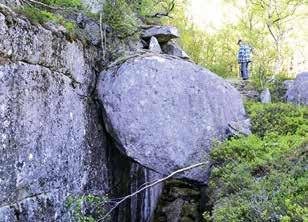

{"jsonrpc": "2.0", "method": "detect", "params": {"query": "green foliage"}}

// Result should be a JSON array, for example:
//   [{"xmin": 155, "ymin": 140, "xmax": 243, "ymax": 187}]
[
  {"xmin": 41, "ymin": 0, "xmax": 82, "ymax": 9},
  {"xmin": 267, "ymin": 75, "xmax": 294, "ymax": 102},
  {"xmin": 17, "ymin": 6, "xmax": 78, "ymax": 41},
  {"xmin": 18, "ymin": 6, "xmax": 63, "ymax": 24},
  {"xmin": 101, "ymin": 0, "xmax": 178, "ymax": 37},
  {"xmin": 102, "ymin": 0, "xmax": 141, "ymax": 38},
  {"xmin": 204, "ymin": 102, "xmax": 308, "ymax": 221},
  {"xmin": 66, "ymin": 194, "xmax": 110, "ymax": 222},
  {"xmin": 245, "ymin": 102, "xmax": 308, "ymax": 137},
  {"xmin": 133, "ymin": 0, "xmax": 176, "ymax": 17}
]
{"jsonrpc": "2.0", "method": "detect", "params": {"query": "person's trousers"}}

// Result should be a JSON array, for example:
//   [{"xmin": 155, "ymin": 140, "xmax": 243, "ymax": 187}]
[{"xmin": 240, "ymin": 62, "xmax": 249, "ymax": 80}]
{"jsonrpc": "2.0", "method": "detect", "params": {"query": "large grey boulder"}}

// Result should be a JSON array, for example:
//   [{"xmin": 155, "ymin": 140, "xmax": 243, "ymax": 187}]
[
  {"xmin": 97, "ymin": 54, "xmax": 250, "ymax": 183},
  {"xmin": 141, "ymin": 26, "xmax": 179, "ymax": 43},
  {"xmin": 285, "ymin": 72, "xmax": 308, "ymax": 105}
]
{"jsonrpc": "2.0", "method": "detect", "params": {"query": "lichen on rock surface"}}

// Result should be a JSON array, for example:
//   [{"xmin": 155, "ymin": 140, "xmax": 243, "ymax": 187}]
[{"xmin": 0, "ymin": 4, "xmax": 111, "ymax": 220}]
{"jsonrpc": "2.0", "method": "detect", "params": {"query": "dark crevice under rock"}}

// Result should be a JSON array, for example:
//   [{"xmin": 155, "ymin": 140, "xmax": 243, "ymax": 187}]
[
  {"xmin": 153, "ymin": 180, "xmax": 207, "ymax": 222},
  {"xmin": 95, "ymin": 99, "xmax": 164, "ymax": 222}
]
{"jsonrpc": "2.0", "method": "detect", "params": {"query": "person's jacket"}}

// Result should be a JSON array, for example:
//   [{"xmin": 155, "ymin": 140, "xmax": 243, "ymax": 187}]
[{"xmin": 237, "ymin": 44, "xmax": 252, "ymax": 63}]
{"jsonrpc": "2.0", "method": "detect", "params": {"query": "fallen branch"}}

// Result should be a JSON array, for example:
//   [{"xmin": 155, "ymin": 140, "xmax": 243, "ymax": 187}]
[
  {"xmin": 99, "ymin": 12, "xmax": 106, "ymax": 60},
  {"xmin": 97, "ymin": 162, "xmax": 207, "ymax": 221}
]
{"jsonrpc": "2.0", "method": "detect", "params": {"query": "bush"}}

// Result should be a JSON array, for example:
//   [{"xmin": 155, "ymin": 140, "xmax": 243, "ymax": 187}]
[
  {"xmin": 18, "ymin": 6, "xmax": 63, "ymax": 24},
  {"xmin": 102, "ymin": 0, "xmax": 141, "ymax": 38},
  {"xmin": 267, "ymin": 75, "xmax": 293, "ymax": 103},
  {"xmin": 250, "ymin": 74, "xmax": 294, "ymax": 102},
  {"xmin": 41, "ymin": 0, "xmax": 82, "ymax": 9},
  {"xmin": 17, "ymin": 6, "xmax": 78, "ymax": 41},
  {"xmin": 66, "ymin": 194, "xmax": 110, "ymax": 222},
  {"xmin": 204, "ymin": 102, "xmax": 308, "ymax": 222},
  {"xmin": 245, "ymin": 102, "xmax": 308, "ymax": 137}
]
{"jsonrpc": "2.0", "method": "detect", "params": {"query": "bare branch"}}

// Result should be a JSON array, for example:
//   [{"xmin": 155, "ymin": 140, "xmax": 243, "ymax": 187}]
[{"xmin": 97, "ymin": 162, "xmax": 207, "ymax": 221}]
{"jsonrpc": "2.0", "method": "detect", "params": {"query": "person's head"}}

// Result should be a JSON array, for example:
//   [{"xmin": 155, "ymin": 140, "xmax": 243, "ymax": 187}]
[{"xmin": 237, "ymin": 39, "xmax": 243, "ymax": 46}]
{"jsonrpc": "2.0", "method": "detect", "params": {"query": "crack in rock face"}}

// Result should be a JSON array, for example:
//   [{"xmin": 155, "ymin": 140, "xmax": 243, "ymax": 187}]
[{"xmin": 97, "ymin": 55, "xmax": 250, "ymax": 183}]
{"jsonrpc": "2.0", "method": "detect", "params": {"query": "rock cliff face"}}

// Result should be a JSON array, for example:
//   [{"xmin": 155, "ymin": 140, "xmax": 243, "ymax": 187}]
[{"xmin": 0, "ymin": 4, "xmax": 161, "ymax": 221}]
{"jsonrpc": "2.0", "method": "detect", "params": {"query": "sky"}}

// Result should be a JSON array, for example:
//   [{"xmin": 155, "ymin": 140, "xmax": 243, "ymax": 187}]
[{"xmin": 187, "ymin": 0, "xmax": 239, "ymax": 31}]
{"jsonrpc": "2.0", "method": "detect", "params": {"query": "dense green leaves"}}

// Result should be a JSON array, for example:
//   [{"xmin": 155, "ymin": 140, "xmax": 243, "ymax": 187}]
[
  {"xmin": 102, "ymin": 0, "xmax": 177, "ymax": 38},
  {"xmin": 66, "ymin": 194, "xmax": 110, "ymax": 222},
  {"xmin": 246, "ymin": 102, "xmax": 308, "ymax": 137},
  {"xmin": 41, "ymin": 0, "xmax": 82, "ymax": 8},
  {"xmin": 102, "ymin": 0, "xmax": 141, "ymax": 38},
  {"xmin": 204, "ymin": 103, "xmax": 308, "ymax": 221}
]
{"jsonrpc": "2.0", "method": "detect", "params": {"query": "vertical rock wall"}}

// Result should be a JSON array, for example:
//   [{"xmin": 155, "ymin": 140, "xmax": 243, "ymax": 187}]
[
  {"xmin": 0, "ymin": 6, "xmax": 110, "ymax": 221},
  {"xmin": 0, "ymin": 4, "xmax": 162, "ymax": 221}
]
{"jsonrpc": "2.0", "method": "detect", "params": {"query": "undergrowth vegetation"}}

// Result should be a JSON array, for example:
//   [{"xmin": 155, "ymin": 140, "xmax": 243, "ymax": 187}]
[
  {"xmin": 18, "ymin": 6, "xmax": 75, "ymax": 28},
  {"xmin": 66, "ymin": 194, "xmax": 110, "ymax": 222},
  {"xmin": 41, "ymin": 0, "xmax": 83, "ymax": 9},
  {"xmin": 204, "ymin": 102, "xmax": 308, "ymax": 221},
  {"xmin": 102, "ymin": 0, "xmax": 176, "ymax": 38},
  {"xmin": 16, "ymin": 0, "xmax": 83, "ymax": 41},
  {"xmin": 102, "ymin": 0, "xmax": 141, "ymax": 38}
]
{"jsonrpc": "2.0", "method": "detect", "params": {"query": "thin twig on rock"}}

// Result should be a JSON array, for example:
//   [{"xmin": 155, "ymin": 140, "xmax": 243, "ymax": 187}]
[{"xmin": 97, "ymin": 162, "xmax": 207, "ymax": 221}]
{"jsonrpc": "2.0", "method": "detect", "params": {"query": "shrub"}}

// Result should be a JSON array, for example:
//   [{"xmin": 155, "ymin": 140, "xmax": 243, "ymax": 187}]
[
  {"xmin": 66, "ymin": 194, "xmax": 110, "ymax": 222},
  {"xmin": 267, "ymin": 75, "xmax": 293, "ymax": 103},
  {"xmin": 245, "ymin": 102, "xmax": 308, "ymax": 137},
  {"xmin": 41, "ymin": 0, "xmax": 82, "ymax": 9},
  {"xmin": 204, "ymin": 102, "xmax": 308, "ymax": 221},
  {"xmin": 18, "ymin": 6, "xmax": 63, "ymax": 24},
  {"xmin": 102, "ymin": 0, "xmax": 141, "ymax": 38},
  {"xmin": 17, "ymin": 6, "xmax": 78, "ymax": 41}
]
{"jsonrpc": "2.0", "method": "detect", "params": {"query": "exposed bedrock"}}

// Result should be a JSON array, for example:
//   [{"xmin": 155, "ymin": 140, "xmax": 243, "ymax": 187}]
[{"xmin": 0, "ymin": 5, "xmax": 161, "ymax": 221}]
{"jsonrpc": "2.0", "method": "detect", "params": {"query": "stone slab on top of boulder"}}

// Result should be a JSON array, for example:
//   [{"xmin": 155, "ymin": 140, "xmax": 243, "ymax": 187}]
[
  {"xmin": 161, "ymin": 41, "xmax": 189, "ymax": 59},
  {"xmin": 97, "ymin": 54, "xmax": 250, "ymax": 183},
  {"xmin": 285, "ymin": 72, "xmax": 308, "ymax": 105},
  {"xmin": 141, "ymin": 26, "xmax": 179, "ymax": 43}
]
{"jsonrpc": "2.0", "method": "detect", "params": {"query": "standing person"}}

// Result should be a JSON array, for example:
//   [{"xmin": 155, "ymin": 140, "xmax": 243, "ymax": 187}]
[{"xmin": 237, "ymin": 40, "xmax": 252, "ymax": 80}]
